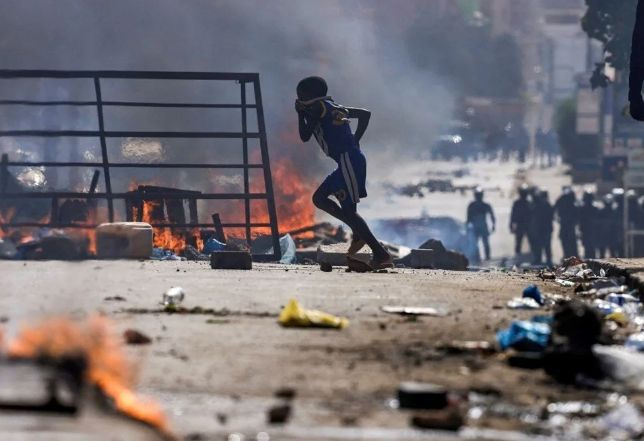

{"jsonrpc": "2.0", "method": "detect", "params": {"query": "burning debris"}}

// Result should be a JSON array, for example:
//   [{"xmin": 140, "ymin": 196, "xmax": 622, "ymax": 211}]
[{"xmin": 1, "ymin": 316, "xmax": 174, "ymax": 440}]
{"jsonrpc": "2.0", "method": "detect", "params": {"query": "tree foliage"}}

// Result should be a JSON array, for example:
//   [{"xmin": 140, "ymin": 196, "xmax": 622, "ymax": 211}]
[{"xmin": 582, "ymin": 0, "xmax": 638, "ymax": 88}]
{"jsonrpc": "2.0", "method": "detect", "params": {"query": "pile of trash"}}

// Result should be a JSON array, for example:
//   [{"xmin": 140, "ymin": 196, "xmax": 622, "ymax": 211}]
[{"xmin": 497, "ymin": 257, "xmax": 644, "ymax": 391}]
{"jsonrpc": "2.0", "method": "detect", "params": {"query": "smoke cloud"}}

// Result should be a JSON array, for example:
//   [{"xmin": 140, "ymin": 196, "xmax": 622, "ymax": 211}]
[{"xmin": 0, "ymin": 0, "xmax": 453, "ymax": 169}]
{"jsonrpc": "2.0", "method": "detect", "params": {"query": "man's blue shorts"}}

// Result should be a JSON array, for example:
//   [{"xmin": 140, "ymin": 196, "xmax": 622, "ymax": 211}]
[{"xmin": 317, "ymin": 149, "xmax": 367, "ymax": 213}]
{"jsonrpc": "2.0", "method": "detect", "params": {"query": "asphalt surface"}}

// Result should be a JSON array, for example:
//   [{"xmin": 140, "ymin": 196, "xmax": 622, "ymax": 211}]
[{"xmin": 0, "ymin": 260, "xmax": 605, "ymax": 440}]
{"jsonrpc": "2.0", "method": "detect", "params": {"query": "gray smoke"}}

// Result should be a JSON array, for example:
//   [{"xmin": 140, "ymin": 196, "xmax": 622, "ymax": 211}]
[{"xmin": 0, "ymin": 0, "xmax": 453, "ymax": 164}]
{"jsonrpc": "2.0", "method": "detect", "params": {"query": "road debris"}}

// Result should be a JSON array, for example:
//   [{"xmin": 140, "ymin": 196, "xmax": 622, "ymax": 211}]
[
  {"xmin": 162, "ymin": 286, "xmax": 185, "ymax": 309},
  {"xmin": 123, "ymin": 328, "xmax": 152, "ymax": 345},
  {"xmin": 397, "ymin": 382, "xmax": 449, "ymax": 410},
  {"xmin": 267, "ymin": 403, "xmax": 291, "ymax": 424},
  {"xmin": 210, "ymin": 250, "xmax": 252, "ymax": 270},
  {"xmin": 381, "ymin": 305, "xmax": 449, "ymax": 317},
  {"xmin": 410, "ymin": 406, "xmax": 464, "ymax": 431},
  {"xmin": 278, "ymin": 299, "xmax": 348, "ymax": 329},
  {"xmin": 522, "ymin": 284, "xmax": 543, "ymax": 305},
  {"xmin": 496, "ymin": 319, "xmax": 550, "ymax": 351},
  {"xmin": 436, "ymin": 340, "xmax": 495, "ymax": 355},
  {"xmin": 625, "ymin": 332, "xmax": 644, "ymax": 351},
  {"xmin": 506, "ymin": 297, "xmax": 541, "ymax": 309},
  {"xmin": 274, "ymin": 387, "xmax": 297, "ymax": 400}
]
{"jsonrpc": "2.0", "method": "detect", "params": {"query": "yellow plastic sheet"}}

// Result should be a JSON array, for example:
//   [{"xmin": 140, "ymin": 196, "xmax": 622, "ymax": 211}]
[
  {"xmin": 278, "ymin": 299, "xmax": 349, "ymax": 329},
  {"xmin": 605, "ymin": 311, "xmax": 629, "ymax": 327}
]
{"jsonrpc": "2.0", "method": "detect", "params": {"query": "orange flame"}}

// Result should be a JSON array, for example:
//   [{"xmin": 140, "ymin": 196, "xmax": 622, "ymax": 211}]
[
  {"xmin": 7, "ymin": 316, "xmax": 171, "ymax": 435},
  {"xmin": 217, "ymin": 155, "xmax": 317, "ymax": 239},
  {"xmin": 0, "ymin": 208, "xmax": 16, "ymax": 240},
  {"xmin": 253, "ymin": 156, "xmax": 316, "ymax": 236},
  {"xmin": 130, "ymin": 198, "xmax": 202, "ymax": 254}
]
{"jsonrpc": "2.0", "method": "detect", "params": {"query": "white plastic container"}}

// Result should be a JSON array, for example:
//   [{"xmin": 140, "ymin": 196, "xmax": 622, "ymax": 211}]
[{"xmin": 96, "ymin": 222, "xmax": 153, "ymax": 259}]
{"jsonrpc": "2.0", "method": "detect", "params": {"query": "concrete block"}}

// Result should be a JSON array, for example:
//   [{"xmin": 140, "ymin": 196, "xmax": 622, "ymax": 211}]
[
  {"xmin": 210, "ymin": 250, "xmax": 252, "ymax": 270},
  {"xmin": 317, "ymin": 242, "xmax": 370, "ymax": 266},
  {"xmin": 96, "ymin": 222, "xmax": 153, "ymax": 259},
  {"xmin": 409, "ymin": 249, "xmax": 437, "ymax": 269}
]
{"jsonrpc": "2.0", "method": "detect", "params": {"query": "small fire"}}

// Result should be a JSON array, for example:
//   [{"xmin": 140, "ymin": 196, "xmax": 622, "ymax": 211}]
[
  {"xmin": 0, "ymin": 208, "xmax": 16, "ymax": 240},
  {"xmin": 6, "ymin": 316, "xmax": 172, "ymax": 436},
  {"xmin": 219, "ymin": 155, "xmax": 317, "ymax": 239},
  {"xmin": 131, "ymin": 199, "xmax": 202, "ymax": 254},
  {"xmin": 264, "ymin": 156, "xmax": 316, "ymax": 235}
]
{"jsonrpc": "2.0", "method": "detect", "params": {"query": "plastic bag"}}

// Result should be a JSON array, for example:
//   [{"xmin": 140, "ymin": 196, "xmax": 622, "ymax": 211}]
[
  {"xmin": 496, "ymin": 320, "xmax": 550, "ymax": 352},
  {"xmin": 278, "ymin": 299, "xmax": 348, "ymax": 329}
]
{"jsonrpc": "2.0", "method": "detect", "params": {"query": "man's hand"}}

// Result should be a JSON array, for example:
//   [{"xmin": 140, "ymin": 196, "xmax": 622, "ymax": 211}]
[
  {"xmin": 631, "ymin": 98, "xmax": 644, "ymax": 122},
  {"xmin": 294, "ymin": 99, "xmax": 306, "ymax": 114},
  {"xmin": 491, "ymin": 224, "xmax": 496, "ymax": 234}
]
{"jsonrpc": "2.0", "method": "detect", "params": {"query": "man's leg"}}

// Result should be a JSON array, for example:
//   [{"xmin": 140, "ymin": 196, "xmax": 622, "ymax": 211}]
[
  {"xmin": 544, "ymin": 234, "xmax": 553, "ymax": 266},
  {"xmin": 312, "ymin": 187, "xmax": 389, "ymax": 261},
  {"xmin": 514, "ymin": 231, "xmax": 522, "ymax": 255},
  {"xmin": 481, "ymin": 233, "xmax": 491, "ymax": 261}
]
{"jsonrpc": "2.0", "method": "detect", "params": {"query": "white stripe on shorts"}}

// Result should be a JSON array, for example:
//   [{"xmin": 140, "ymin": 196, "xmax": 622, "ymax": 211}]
[
  {"xmin": 340, "ymin": 152, "xmax": 359, "ymax": 204},
  {"xmin": 344, "ymin": 152, "xmax": 360, "ymax": 203}
]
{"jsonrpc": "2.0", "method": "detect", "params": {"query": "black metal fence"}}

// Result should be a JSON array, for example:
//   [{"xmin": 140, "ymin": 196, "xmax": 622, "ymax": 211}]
[{"xmin": 0, "ymin": 70, "xmax": 281, "ymax": 260}]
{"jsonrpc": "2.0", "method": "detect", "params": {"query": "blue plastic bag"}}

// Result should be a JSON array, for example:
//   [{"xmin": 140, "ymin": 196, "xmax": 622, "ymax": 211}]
[
  {"xmin": 522, "ymin": 284, "xmax": 543, "ymax": 305},
  {"xmin": 203, "ymin": 237, "xmax": 226, "ymax": 254},
  {"xmin": 496, "ymin": 320, "xmax": 551, "ymax": 352}
]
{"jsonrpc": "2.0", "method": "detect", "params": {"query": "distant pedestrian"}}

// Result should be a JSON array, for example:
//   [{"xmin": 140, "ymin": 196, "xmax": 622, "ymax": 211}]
[
  {"xmin": 466, "ymin": 187, "xmax": 496, "ymax": 261},
  {"xmin": 554, "ymin": 187, "xmax": 579, "ymax": 258},
  {"xmin": 578, "ymin": 189, "xmax": 598, "ymax": 259},
  {"xmin": 530, "ymin": 189, "xmax": 554, "ymax": 266},
  {"xmin": 510, "ymin": 184, "xmax": 532, "ymax": 257}
]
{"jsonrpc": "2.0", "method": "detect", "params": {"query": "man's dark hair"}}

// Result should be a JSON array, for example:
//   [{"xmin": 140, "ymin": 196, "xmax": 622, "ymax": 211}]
[{"xmin": 297, "ymin": 76, "xmax": 328, "ymax": 100}]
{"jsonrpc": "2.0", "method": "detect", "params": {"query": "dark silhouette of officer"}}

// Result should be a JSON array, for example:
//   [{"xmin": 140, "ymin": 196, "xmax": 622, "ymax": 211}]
[
  {"xmin": 596, "ymin": 194, "xmax": 614, "ymax": 258},
  {"xmin": 578, "ymin": 189, "xmax": 598, "ymax": 259},
  {"xmin": 630, "ymin": 0, "xmax": 644, "ymax": 121},
  {"xmin": 467, "ymin": 187, "xmax": 496, "ymax": 261},
  {"xmin": 554, "ymin": 187, "xmax": 579, "ymax": 258},
  {"xmin": 610, "ymin": 188, "xmax": 625, "ymax": 257},
  {"xmin": 510, "ymin": 184, "xmax": 532, "ymax": 256},
  {"xmin": 530, "ymin": 189, "xmax": 554, "ymax": 266}
]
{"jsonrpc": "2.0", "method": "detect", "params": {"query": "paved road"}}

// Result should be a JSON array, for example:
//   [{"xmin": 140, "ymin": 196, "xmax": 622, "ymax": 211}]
[{"xmin": 0, "ymin": 260, "xmax": 595, "ymax": 440}]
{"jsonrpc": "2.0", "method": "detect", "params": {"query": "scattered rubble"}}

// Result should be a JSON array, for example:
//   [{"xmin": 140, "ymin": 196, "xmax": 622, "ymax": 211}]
[
  {"xmin": 123, "ymin": 329, "xmax": 152, "ymax": 345},
  {"xmin": 397, "ymin": 382, "xmax": 448, "ymax": 410},
  {"xmin": 381, "ymin": 305, "xmax": 449, "ymax": 317},
  {"xmin": 499, "ymin": 256, "xmax": 644, "ymax": 395},
  {"xmin": 210, "ymin": 250, "xmax": 252, "ymax": 270},
  {"xmin": 274, "ymin": 387, "xmax": 297, "ymax": 400},
  {"xmin": 410, "ymin": 406, "xmax": 464, "ymax": 431},
  {"xmin": 396, "ymin": 238, "xmax": 469, "ymax": 271},
  {"xmin": 267, "ymin": 403, "xmax": 291, "ymax": 424}
]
